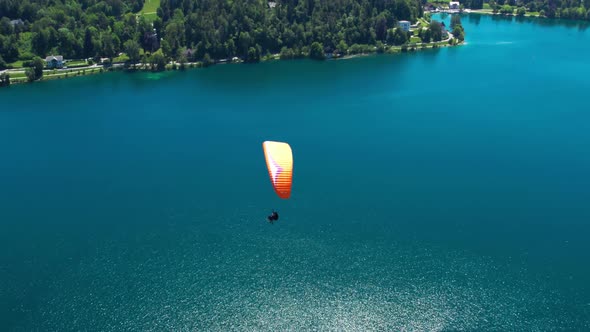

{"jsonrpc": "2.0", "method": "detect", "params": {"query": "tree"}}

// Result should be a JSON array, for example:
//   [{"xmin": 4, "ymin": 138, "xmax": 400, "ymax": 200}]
[
  {"xmin": 0, "ymin": 72, "xmax": 9, "ymax": 87},
  {"xmin": 153, "ymin": 17, "xmax": 163, "ymax": 37},
  {"xmin": 132, "ymin": 0, "xmax": 143, "ymax": 12},
  {"xmin": 137, "ymin": 16, "xmax": 155, "ymax": 52},
  {"xmin": 150, "ymin": 50, "xmax": 167, "ymax": 71},
  {"xmin": 0, "ymin": 54, "xmax": 6, "ymax": 70},
  {"xmin": 374, "ymin": 13, "xmax": 388, "ymax": 41},
  {"xmin": 500, "ymin": 5, "xmax": 514, "ymax": 15},
  {"xmin": 336, "ymin": 40, "xmax": 348, "ymax": 55},
  {"xmin": 452, "ymin": 25, "xmax": 465, "ymax": 42},
  {"xmin": 83, "ymin": 28, "xmax": 95, "ymax": 58},
  {"xmin": 178, "ymin": 54, "xmax": 188, "ymax": 70},
  {"xmin": 31, "ymin": 57, "xmax": 45, "ymax": 79},
  {"xmin": 449, "ymin": 16, "xmax": 465, "ymax": 42},
  {"xmin": 32, "ymin": 28, "xmax": 50, "ymax": 56},
  {"xmin": 161, "ymin": 39, "xmax": 172, "ymax": 59},
  {"xmin": 101, "ymin": 32, "xmax": 116, "ymax": 58},
  {"xmin": 124, "ymin": 40, "xmax": 141, "ymax": 63},
  {"xmin": 429, "ymin": 21, "xmax": 443, "ymax": 42},
  {"xmin": 202, "ymin": 53, "xmax": 213, "ymax": 67},
  {"xmin": 226, "ymin": 39, "xmax": 236, "ymax": 58},
  {"xmin": 420, "ymin": 27, "xmax": 432, "ymax": 43},
  {"xmin": 164, "ymin": 20, "xmax": 185, "ymax": 55},
  {"xmin": 25, "ymin": 68, "xmax": 36, "ymax": 82},
  {"xmin": 471, "ymin": 0, "xmax": 484, "ymax": 9},
  {"xmin": 246, "ymin": 46, "xmax": 260, "ymax": 63},
  {"xmin": 517, "ymin": 7, "xmax": 526, "ymax": 16},
  {"xmin": 57, "ymin": 28, "xmax": 81, "ymax": 58},
  {"xmin": 280, "ymin": 46, "xmax": 294, "ymax": 59},
  {"xmin": 0, "ymin": 17, "xmax": 13, "ymax": 35},
  {"xmin": 389, "ymin": 28, "xmax": 409, "ymax": 46},
  {"xmin": 309, "ymin": 42, "xmax": 325, "ymax": 60},
  {"xmin": 238, "ymin": 32, "xmax": 253, "ymax": 57}
]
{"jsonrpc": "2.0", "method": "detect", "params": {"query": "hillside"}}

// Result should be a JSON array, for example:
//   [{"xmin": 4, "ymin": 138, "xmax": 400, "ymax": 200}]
[{"xmin": 1, "ymin": 0, "xmax": 429, "ymax": 68}]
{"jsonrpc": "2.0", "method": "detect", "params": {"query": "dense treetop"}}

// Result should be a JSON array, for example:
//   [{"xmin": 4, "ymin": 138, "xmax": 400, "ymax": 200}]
[
  {"xmin": 455, "ymin": 0, "xmax": 590, "ymax": 19},
  {"xmin": 0, "ymin": 0, "xmax": 588, "ymax": 70},
  {"xmin": 492, "ymin": 0, "xmax": 590, "ymax": 19},
  {"xmin": 0, "ymin": 0, "xmax": 429, "ymax": 68}
]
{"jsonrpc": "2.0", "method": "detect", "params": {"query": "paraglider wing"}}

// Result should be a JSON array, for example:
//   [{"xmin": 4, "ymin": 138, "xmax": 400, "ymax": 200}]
[{"xmin": 262, "ymin": 141, "xmax": 293, "ymax": 199}]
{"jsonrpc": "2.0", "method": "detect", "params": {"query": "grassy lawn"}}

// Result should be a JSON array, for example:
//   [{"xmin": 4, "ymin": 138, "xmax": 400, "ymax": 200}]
[
  {"xmin": 417, "ymin": 18, "xmax": 430, "ymax": 29},
  {"xmin": 138, "ymin": 0, "xmax": 160, "ymax": 21},
  {"xmin": 113, "ymin": 54, "xmax": 130, "ymax": 63},
  {"xmin": 472, "ymin": 8, "xmax": 494, "ymax": 13},
  {"xmin": 17, "ymin": 32, "xmax": 34, "ymax": 59},
  {"xmin": 141, "ymin": 12, "xmax": 158, "ymax": 22},
  {"xmin": 8, "ymin": 71, "xmax": 26, "ymax": 78},
  {"xmin": 140, "ymin": 0, "xmax": 160, "ymax": 14},
  {"xmin": 137, "ymin": 0, "xmax": 160, "ymax": 22},
  {"xmin": 8, "ymin": 60, "xmax": 25, "ymax": 68},
  {"xmin": 3, "ymin": 67, "xmax": 103, "ymax": 84},
  {"xmin": 42, "ymin": 68, "xmax": 102, "ymax": 80},
  {"xmin": 410, "ymin": 36, "xmax": 422, "ymax": 43},
  {"xmin": 66, "ymin": 60, "xmax": 88, "ymax": 67}
]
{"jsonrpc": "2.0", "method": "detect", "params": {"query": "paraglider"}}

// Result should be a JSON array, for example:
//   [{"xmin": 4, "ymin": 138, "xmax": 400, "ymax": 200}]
[
  {"xmin": 262, "ymin": 141, "xmax": 293, "ymax": 224},
  {"xmin": 267, "ymin": 210, "xmax": 279, "ymax": 224}
]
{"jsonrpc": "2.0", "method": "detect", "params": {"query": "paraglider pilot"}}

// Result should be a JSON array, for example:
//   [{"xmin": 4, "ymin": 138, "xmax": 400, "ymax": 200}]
[{"xmin": 267, "ymin": 210, "xmax": 279, "ymax": 224}]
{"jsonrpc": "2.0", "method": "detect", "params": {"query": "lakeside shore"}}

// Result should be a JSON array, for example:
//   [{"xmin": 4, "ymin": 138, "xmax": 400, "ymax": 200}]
[
  {"xmin": 443, "ymin": 7, "xmax": 548, "ymax": 18},
  {"xmin": 469, "ymin": 9, "xmax": 542, "ymax": 17},
  {"xmin": 0, "ymin": 36, "xmax": 463, "ymax": 87}
]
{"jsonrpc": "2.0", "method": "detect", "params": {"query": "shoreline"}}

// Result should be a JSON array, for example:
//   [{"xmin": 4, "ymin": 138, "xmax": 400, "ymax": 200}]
[
  {"xmin": 461, "ymin": 9, "xmax": 542, "ymax": 18},
  {"xmin": 1, "ymin": 38, "xmax": 464, "ymax": 87},
  {"xmin": 3, "ymin": 9, "xmax": 588, "ymax": 88}
]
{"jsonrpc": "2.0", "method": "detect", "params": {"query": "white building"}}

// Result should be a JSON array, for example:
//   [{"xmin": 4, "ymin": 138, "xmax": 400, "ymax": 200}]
[
  {"xmin": 449, "ymin": 1, "xmax": 460, "ymax": 9},
  {"xmin": 398, "ymin": 20, "xmax": 411, "ymax": 32}
]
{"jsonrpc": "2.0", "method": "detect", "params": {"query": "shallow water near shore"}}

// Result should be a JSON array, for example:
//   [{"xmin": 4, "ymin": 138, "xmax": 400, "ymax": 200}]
[{"xmin": 1, "ymin": 14, "xmax": 589, "ymax": 331}]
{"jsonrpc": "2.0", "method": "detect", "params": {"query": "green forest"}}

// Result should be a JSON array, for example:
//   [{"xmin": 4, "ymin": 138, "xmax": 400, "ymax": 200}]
[
  {"xmin": 457, "ymin": 0, "xmax": 590, "ymax": 19},
  {"xmin": 0, "ymin": 0, "xmax": 457, "ymax": 71},
  {"xmin": 1, "ymin": 0, "xmax": 589, "ymax": 72},
  {"xmin": 486, "ymin": 0, "xmax": 590, "ymax": 19}
]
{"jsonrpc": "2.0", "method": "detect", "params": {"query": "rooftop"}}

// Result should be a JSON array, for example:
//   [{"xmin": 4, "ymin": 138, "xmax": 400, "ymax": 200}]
[{"xmin": 45, "ymin": 55, "xmax": 64, "ymax": 61}]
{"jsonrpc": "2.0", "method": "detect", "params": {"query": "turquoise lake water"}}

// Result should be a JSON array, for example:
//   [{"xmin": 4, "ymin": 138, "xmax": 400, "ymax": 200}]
[{"xmin": 1, "ymin": 14, "xmax": 590, "ymax": 331}]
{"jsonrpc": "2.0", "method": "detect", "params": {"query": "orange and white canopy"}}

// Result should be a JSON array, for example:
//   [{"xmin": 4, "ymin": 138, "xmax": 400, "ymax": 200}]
[{"xmin": 262, "ymin": 141, "xmax": 293, "ymax": 199}]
